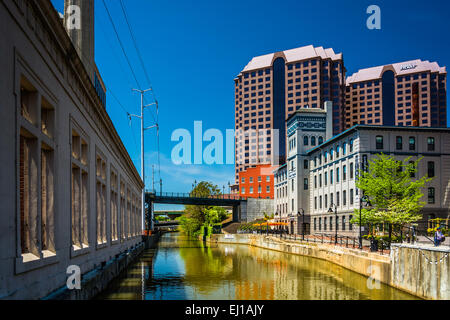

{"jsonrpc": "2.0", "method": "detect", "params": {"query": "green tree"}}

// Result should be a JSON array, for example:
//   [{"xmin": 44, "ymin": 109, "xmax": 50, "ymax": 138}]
[
  {"xmin": 179, "ymin": 181, "xmax": 223, "ymax": 236},
  {"xmin": 351, "ymin": 154, "xmax": 431, "ymax": 230}
]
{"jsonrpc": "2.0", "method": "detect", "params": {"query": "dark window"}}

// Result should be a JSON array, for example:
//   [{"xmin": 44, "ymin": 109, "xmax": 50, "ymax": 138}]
[
  {"xmin": 409, "ymin": 137, "xmax": 416, "ymax": 150},
  {"xmin": 376, "ymin": 136, "xmax": 384, "ymax": 150},
  {"xmin": 428, "ymin": 161, "xmax": 435, "ymax": 177},
  {"xmin": 409, "ymin": 161, "xmax": 416, "ymax": 178},
  {"xmin": 396, "ymin": 136, "xmax": 403, "ymax": 150},
  {"xmin": 428, "ymin": 188, "xmax": 435, "ymax": 204},
  {"xmin": 428, "ymin": 137, "xmax": 435, "ymax": 151},
  {"xmin": 304, "ymin": 136, "xmax": 309, "ymax": 146}
]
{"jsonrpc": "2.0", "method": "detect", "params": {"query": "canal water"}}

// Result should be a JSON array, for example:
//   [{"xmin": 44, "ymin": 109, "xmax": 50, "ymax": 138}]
[{"xmin": 98, "ymin": 232, "xmax": 418, "ymax": 300}]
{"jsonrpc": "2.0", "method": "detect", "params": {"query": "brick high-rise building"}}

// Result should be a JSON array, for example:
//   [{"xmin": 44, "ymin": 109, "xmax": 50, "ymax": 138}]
[
  {"xmin": 234, "ymin": 45, "xmax": 346, "ymax": 183},
  {"xmin": 345, "ymin": 59, "xmax": 447, "ymax": 129}
]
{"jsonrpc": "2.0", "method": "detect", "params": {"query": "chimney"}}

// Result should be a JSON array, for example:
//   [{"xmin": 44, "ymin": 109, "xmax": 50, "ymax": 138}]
[{"xmin": 63, "ymin": 0, "xmax": 95, "ymax": 82}]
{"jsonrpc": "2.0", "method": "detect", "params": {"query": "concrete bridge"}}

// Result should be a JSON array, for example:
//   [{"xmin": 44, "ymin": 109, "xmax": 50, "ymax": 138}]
[{"xmin": 144, "ymin": 192, "xmax": 274, "ymax": 231}]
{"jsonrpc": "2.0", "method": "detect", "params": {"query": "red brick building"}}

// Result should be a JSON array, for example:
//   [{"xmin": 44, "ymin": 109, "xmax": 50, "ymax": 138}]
[{"xmin": 238, "ymin": 164, "xmax": 278, "ymax": 199}]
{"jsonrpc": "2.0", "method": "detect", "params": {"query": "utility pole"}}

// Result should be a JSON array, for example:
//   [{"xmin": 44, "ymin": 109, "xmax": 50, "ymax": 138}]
[{"xmin": 130, "ymin": 88, "xmax": 157, "ymax": 233}]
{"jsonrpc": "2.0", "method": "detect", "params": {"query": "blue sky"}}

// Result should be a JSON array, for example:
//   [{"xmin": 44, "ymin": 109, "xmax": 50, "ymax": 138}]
[{"xmin": 51, "ymin": 0, "xmax": 450, "ymax": 208}]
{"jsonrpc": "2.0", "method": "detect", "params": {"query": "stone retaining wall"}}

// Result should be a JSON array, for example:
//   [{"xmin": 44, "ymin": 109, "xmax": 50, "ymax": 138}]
[
  {"xmin": 210, "ymin": 234, "xmax": 450, "ymax": 300},
  {"xmin": 42, "ymin": 241, "xmax": 146, "ymax": 300}
]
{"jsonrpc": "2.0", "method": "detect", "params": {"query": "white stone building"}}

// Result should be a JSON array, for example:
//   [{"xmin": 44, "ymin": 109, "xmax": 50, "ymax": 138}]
[
  {"xmin": 308, "ymin": 125, "xmax": 450, "ymax": 236},
  {"xmin": 274, "ymin": 102, "xmax": 450, "ymax": 236},
  {"xmin": 0, "ymin": 0, "xmax": 144, "ymax": 299}
]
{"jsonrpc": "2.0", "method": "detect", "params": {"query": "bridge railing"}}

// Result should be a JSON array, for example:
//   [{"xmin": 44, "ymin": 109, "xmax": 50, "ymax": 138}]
[{"xmin": 147, "ymin": 191, "xmax": 249, "ymax": 201}]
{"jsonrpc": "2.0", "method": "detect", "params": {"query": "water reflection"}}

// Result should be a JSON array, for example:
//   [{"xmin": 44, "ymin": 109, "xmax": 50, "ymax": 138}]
[{"xmin": 98, "ymin": 232, "xmax": 418, "ymax": 300}]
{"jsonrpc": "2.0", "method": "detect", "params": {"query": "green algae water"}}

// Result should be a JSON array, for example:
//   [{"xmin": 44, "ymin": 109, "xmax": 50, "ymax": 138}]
[{"xmin": 98, "ymin": 232, "xmax": 419, "ymax": 300}]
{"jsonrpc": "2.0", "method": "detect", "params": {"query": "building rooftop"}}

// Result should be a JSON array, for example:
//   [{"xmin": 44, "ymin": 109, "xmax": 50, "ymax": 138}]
[
  {"xmin": 307, "ymin": 124, "xmax": 450, "ymax": 155},
  {"xmin": 346, "ymin": 59, "xmax": 446, "ymax": 85},
  {"xmin": 241, "ymin": 45, "xmax": 342, "ymax": 73}
]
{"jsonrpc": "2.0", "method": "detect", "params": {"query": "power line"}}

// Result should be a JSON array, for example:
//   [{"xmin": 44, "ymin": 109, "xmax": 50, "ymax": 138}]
[
  {"xmin": 118, "ymin": 0, "xmax": 162, "ymax": 182},
  {"xmin": 102, "ymin": 0, "xmax": 143, "ymax": 91}
]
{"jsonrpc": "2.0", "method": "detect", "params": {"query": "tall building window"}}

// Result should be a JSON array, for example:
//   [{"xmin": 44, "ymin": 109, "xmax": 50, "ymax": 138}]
[
  {"xmin": 427, "ymin": 137, "xmax": 435, "ymax": 151},
  {"xmin": 350, "ymin": 189, "xmax": 354, "ymax": 205},
  {"xmin": 342, "ymin": 216, "xmax": 346, "ymax": 231},
  {"xmin": 304, "ymin": 178, "xmax": 309, "ymax": 190},
  {"xmin": 120, "ymin": 181, "xmax": 126, "ymax": 240},
  {"xmin": 71, "ymin": 127, "xmax": 89, "ymax": 250},
  {"xmin": 343, "ymin": 190, "xmax": 347, "ymax": 206},
  {"xmin": 349, "ymin": 139, "xmax": 354, "ymax": 153},
  {"xmin": 96, "ymin": 153, "xmax": 107, "ymax": 245},
  {"xmin": 428, "ymin": 161, "xmax": 435, "ymax": 178},
  {"xmin": 382, "ymin": 70, "xmax": 395, "ymax": 125},
  {"xmin": 350, "ymin": 163, "xmax": 354, "ymax": 179},
  {"xmin": 409, "ymin": 161, "xmax": 416, "ymax": 178},
  {"xmin": 396, "ymin": 136, "xmax": 403, "ymax": 150},
  {"xmin": 304, "ymin": 136, "xmax": 309, "ymax": 146},
  {"xmin": 376, "ymin": 136, "xmax": 384, "ymax": 150},
  {"xmin": 19, "ymin": 78, "xmax": 56, "ymax": 259},
  {"xmin": 318, "ymin": 136, "xmax": 324, "ymax": 145},
  {"xmin": 336, "ymin": 167, "xmax": 340, "ymax": 183},
  {"xmin": 409, "ymin": 137, "xmax": 416, "ymax": 150},
  {"xmin": 127, "ymin": 189, "xmax": 132, "ymax": 238},
  {"xmin": 110, "ymin": 170, "xmax": 119, "ymax": 242},
  {"xmin": 343, "ymin": 165, "xmax": 347, "ymax": 181},
  {"xmin": 311, "ymin": 136, "xmax": 316, "ymax": 146},
  {"xmin": 428, "ymin": 187, "xmax": 435, "ymax": 204},
  {"xmin": 273, "ymin": 57, "xmax": 286, "ymax": 159},
  {"xmin": 349, "ymin": 215, "xmax": 353, "ymax": 231}
]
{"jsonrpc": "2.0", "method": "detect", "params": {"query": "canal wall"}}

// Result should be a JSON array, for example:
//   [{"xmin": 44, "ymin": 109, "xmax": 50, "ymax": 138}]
[
  {"xmin": 42, "ymin": 242, "xmax": 146, "ymax": 300},
  {"xmin": 210, "ymin": 234, "xmax": 450, "ymax": 300},
  {"xmin": 390, "ymin": 243, "xmax": 450, "ymax": 300}
]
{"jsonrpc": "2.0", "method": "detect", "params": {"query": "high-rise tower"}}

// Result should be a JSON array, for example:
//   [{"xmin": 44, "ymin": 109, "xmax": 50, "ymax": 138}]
[
  {"xmin": 234, "ymin": 45, "xmax": 346, "ymax": 183},
  {"xmin": 345, "ymin": 60, "xmax": 447, "ymax": 129}
]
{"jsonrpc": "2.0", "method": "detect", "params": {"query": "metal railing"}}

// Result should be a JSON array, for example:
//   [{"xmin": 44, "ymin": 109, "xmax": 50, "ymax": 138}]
[{"xmin": 236, "ymin": 229, "xmax": 390, "ymax": 254}]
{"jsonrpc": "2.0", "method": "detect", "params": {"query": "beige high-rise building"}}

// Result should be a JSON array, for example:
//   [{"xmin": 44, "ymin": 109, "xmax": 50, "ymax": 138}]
[
  {"xmin": 345, "ymin": 60, "xmax": 447, "ymax": 129},
  {"xmin": 234, "ymin": 45, "xmax": 346, "ymax": 183}
]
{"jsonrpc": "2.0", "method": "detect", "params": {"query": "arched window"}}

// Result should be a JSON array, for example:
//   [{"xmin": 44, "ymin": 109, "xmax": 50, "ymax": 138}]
[
  {"xmin": 349, "ymin": 139, "xmax": 354, "ymax": 153},
  {"xmin": 318, "ymin": 136, "xmax": 324, "ymax": 145},
  {"xmin": 304, "ymin": 136, "xmax": 309, "ymax": 146},
  {"xmin": 330, "ymin": 148, "xmax": 334, "ymax": 161},
  {"xmin": 311, "ymin": 136, "xmax": 316, "ymax": 146},
  {"xmin": 343, "ymin": 142, "xmax": 347, "ymax": 156}
]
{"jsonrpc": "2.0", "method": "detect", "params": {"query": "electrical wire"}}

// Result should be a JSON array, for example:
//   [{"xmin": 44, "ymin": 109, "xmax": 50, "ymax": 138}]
[{"xmin": 118, "ymin": 0, "xmax": 162, "ymax": 183}]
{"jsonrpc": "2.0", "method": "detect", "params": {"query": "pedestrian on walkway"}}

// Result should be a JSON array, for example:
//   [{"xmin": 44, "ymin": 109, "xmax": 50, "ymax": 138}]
[{"xmin": 434, "ymin": 227, "xmax": 445, "ymax": 246}]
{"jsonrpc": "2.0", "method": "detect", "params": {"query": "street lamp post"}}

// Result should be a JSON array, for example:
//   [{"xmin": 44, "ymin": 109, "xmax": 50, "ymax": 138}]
[
  {"xmin": 359, "ymin": 192, "xmax": 364, "ymax": 249},
  {"xmin": 328, "ymin": 204, "xmax": 338, "ymax": 245},
  {"xmin": 298, "ymin": 209, "xmax": 305, "ymax": 241},
  {"xmin": 358, "ymin": 193, "xmax": 371, "ymax": 249}
]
